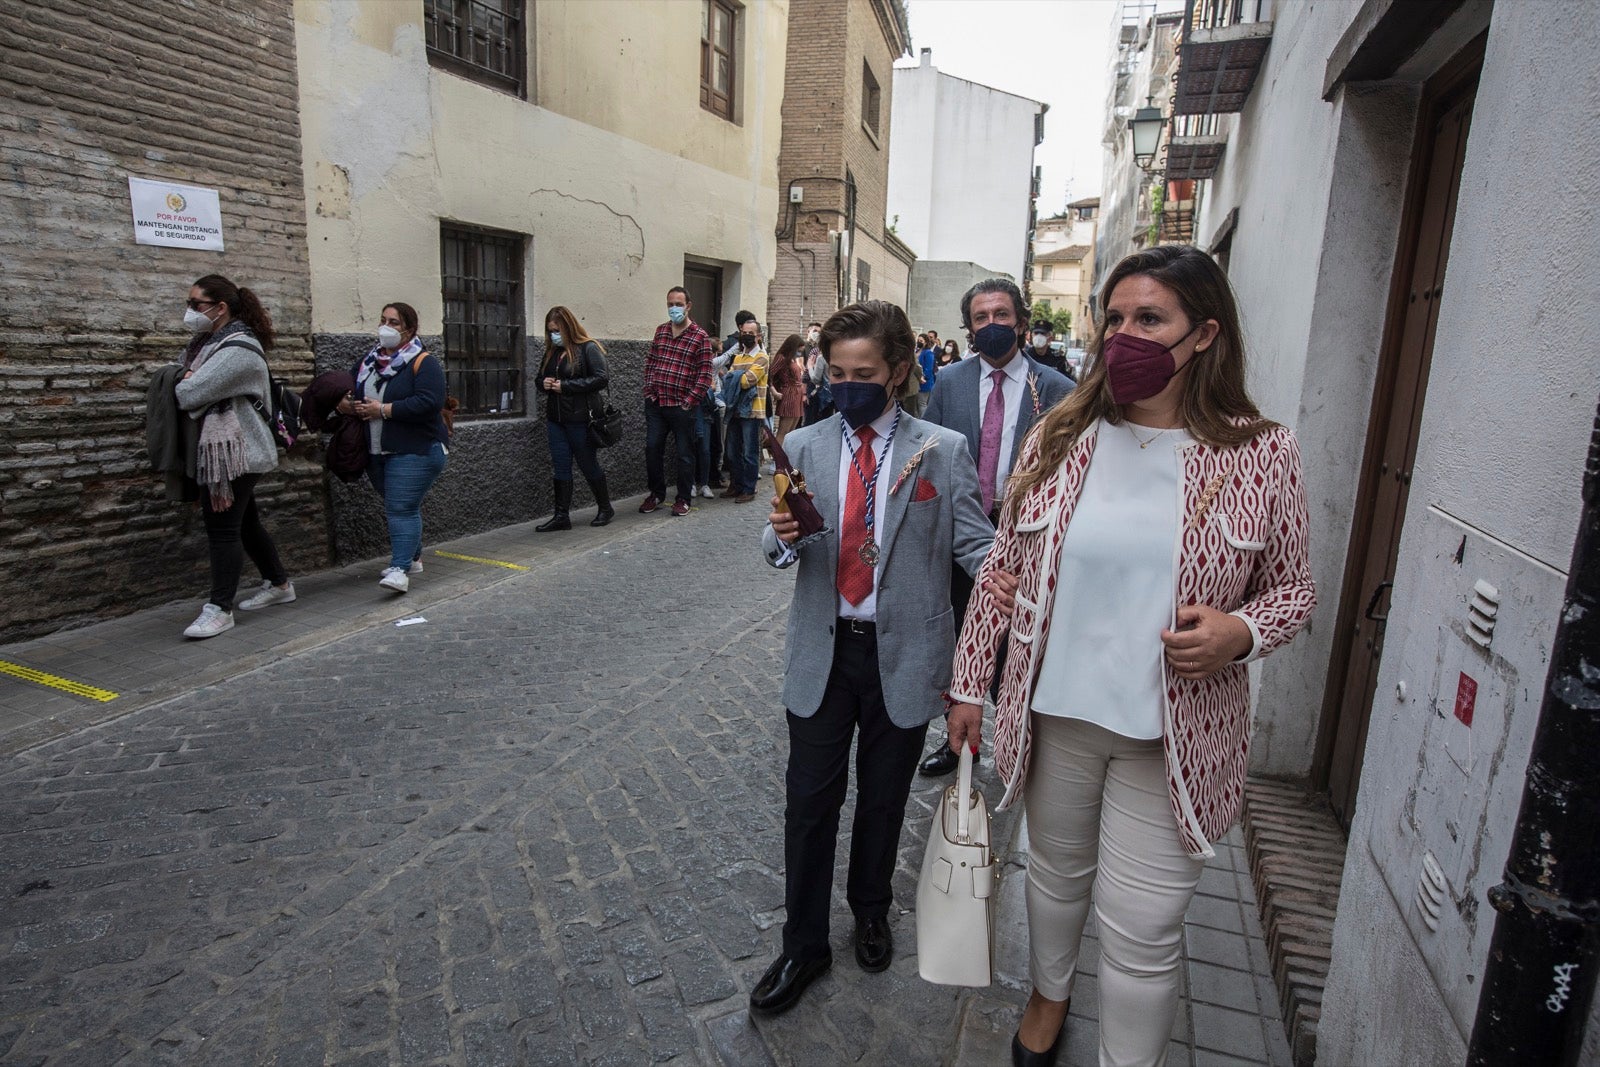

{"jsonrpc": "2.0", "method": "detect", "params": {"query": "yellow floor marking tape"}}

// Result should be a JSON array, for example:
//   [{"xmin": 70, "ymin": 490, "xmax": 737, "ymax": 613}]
[
  {"xmin": 431, "ymin": 550, "xmax": 529, "ymax": 571},
  {"xmin": 0, "ymin": 660, "xmax": 119, "ymax": 703}
]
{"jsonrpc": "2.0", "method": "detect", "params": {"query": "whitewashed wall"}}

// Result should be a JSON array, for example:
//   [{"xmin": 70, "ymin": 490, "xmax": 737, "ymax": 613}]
[{"xmin": 888, "ymin": 53, "xmax": 1042, "ymax": 281}]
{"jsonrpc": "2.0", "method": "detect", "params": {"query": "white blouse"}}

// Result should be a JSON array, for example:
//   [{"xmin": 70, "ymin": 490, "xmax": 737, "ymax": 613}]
[{"xmin": 1030, "ymin": 420, "xmax": 1190, "ymax": 739}]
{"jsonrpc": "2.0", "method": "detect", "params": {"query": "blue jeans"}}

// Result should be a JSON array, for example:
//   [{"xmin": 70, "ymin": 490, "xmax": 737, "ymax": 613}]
[
  {"xmin": 367, "ymin": 443, "xmax": 447, "ymax": 570},
  {"xmin": 644, "ymin": 399, "xmax": 696, "ymax": 503},
  {"xmin": 547, "ymin": 420, "xmax": 604, "ymax": 483},
  {"xmin": 729, "ymin": 417, "xmax": 762, "ymax": 495},
  {"xmin": 694, "ymin": 407, "xmax": 714, "ymax": 487}
]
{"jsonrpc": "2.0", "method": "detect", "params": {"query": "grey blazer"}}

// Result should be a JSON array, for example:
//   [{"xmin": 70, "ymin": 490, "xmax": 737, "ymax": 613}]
[
  {"xmin": 760, "ymin": 412, "xmax": 995, "ymax": 728},
  {"xmin": 923, "ymin": 353, "xmax": 1074, "ymax": 475}
]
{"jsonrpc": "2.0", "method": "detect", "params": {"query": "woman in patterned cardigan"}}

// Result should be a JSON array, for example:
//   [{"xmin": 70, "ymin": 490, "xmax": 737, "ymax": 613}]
[{"xmin": 945, "ymin": 246, "xmax": 1315, "ymax": 1067}]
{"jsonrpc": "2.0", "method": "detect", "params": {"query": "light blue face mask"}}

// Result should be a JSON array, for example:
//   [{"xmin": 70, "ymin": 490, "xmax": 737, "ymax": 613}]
[
  {"xmin": 550, "ymin": 331, "xmax": 563, "ymax": 346},
  {"xmin": 667, "ymin": 306, "xmax": 687, "ymax": 325}
]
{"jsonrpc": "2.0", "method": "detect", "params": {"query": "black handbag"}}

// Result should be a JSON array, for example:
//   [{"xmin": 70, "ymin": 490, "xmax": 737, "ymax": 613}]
[{"xmin": 588, "ymin": 387, "xmax": 624, "ymax": 449}]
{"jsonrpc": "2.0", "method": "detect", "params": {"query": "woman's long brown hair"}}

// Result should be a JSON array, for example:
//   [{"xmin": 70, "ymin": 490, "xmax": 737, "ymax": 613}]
[
  {"xmin": 1003, "ymin": 245, "xmax": 1272, "ymax": 520},
  {"xmin": 543, "ymin": 305, "xmax": 603, "ymax": 371}
]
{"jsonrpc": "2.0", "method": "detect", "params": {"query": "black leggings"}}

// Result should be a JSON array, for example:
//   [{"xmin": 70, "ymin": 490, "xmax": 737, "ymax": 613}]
[{"xmin": 201, "ymin": 473, "xmax": 287, "ymax": 611}]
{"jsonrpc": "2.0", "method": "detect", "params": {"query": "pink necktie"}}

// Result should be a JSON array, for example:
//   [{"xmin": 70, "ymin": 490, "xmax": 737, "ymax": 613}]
[{"xmin": 978, "ymin": 369, "xmax": 1006, "ymax": 514}]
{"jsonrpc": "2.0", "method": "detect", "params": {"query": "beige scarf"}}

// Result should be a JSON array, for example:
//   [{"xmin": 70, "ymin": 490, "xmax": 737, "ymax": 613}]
[{"xmin": 197, "ymin": 400, "xmax": 250, "ymax": 509}]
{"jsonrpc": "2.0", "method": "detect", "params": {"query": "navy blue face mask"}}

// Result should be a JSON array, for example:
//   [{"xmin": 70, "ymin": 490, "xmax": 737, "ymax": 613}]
[
  {"xmin": 832, "ymin": 381, "xmax": 892, "ymax": 429},
  {"xmin": 973, "ymin": 322, "xmax": 1020, "ymax": 360}
]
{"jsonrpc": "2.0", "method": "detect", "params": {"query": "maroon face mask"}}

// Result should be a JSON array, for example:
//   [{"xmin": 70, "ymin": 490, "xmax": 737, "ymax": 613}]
[{"xmin": 1101, "ymin": 324, "xmax": 1199, "ymax": 405}]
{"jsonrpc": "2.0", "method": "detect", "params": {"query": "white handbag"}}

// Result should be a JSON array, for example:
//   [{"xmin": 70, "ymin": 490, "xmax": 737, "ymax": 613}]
[{"xmin": 916, "ymin": 747, "xmax": 996, "ymax": 986}]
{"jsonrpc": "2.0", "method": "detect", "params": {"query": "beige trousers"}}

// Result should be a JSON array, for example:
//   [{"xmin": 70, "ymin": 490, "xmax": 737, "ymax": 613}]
[{"xmin": 1023, "ymin": 715, "xmax": 1205, "ymax": 1067}]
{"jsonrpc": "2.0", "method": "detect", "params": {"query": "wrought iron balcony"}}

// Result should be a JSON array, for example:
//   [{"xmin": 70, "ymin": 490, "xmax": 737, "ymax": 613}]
[
  {"xmin": 1165, "ymin": 113, "xmax": 1227, "ymax": 180},
  {"xmin": 1157, "ymin": 180, "xmax": 1198, "ymax": 244},
  {"xmin": 1173, "ymin": 0, "xmax": 1273, "ymax": 116}
]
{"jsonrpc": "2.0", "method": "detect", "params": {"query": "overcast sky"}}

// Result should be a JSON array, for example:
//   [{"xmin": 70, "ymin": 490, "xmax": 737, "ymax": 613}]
[{"xmin": 896, "ymin": 0, "xmax": 1122, "ymax": 214}]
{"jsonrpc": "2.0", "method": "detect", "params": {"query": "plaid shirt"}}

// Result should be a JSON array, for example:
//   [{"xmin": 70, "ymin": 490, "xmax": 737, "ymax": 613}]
[{"xmin": 644, "ymin": 321, "xmax": 715, "ymax": 407}]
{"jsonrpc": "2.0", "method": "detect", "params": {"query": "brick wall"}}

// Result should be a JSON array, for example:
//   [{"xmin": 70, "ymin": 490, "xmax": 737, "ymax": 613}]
[
  {"xmin": 0, "ymin": 0, "xmax": 326, "ymax": 641},
  {"xmin": 769, "ymin": 0, "xmax": 909, "ymax": 331}
]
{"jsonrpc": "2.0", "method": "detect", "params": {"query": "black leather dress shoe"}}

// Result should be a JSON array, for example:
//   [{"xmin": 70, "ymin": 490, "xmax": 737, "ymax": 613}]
[
  {"xmin": 919, "ymin": 746, "xmax": 960, "ymax": 777},
  {"xmin": 749, "ymin": 951, "xmax": 831, "ymax": 1016},
  {"xmin": 854, "ymin": 917, "xmax": 893, "ymax": 972}
]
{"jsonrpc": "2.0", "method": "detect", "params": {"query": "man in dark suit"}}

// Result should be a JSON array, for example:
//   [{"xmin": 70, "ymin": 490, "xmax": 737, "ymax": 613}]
[{"xmin": 918, "ymin": 278, "xmax": 1074, "ymax": 775}]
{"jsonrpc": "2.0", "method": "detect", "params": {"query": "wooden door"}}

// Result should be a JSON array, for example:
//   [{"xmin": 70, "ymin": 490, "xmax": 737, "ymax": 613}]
[
  {"xmin": 1317, "ymin": 44, "xmax": 1483, "ymax": 829},
  {"xmin": 683, "ymin": 263, "xmax": 723, "ymax": 342}
]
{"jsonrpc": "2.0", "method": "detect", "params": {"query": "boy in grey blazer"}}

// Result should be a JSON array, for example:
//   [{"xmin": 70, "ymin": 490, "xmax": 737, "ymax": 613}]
[{"xmin": 751, "ymin": 301, "xmax": 993, "ymax": 1016}]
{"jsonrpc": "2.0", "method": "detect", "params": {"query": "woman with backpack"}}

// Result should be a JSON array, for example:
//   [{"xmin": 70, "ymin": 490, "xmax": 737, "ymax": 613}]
[
  {"xmin": 339, "ymin": 302, "xmax": 449, "ymax": 593},
  {"xmin": 535, "ymin": 305, "xmax": 613, "ymax": 530},
  {"xmin": 174, "ymin": 274, "xmax": 294, "ymax": 639}
]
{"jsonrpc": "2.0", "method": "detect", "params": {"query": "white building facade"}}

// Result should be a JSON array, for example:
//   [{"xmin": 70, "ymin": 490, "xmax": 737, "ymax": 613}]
[
  {"xmin": 294, "ymin": 0, "xmax": 787, "ymax": 555},
  {"xmin": 1094, "ymin": 6, "xmax": 1185, "ymax": 289},
  {"xmin": 886, "ymin": 49, "xmax": 1046, "ymax": 283},
  {"xmin": 1137, "ymin": 0, "xmax": 1600, "ymax": 1061}
]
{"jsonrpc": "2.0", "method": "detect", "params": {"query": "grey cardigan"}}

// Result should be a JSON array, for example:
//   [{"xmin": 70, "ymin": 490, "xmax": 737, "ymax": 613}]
[{"xmin": 174, "ymin": 332, "xmax": 279, "ymax": 476}]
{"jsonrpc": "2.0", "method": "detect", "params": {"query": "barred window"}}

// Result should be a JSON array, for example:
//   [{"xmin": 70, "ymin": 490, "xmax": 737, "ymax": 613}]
[
  {"xmin": 701, "ymin": 0, "xmax": 736, "ymax": 121},
  {"xmin": 440, "ymin": 223, "xmax": 525, "ymax": 418},
  {"xmin": 424, "ymin": 0, "xmax": 526, "ymax": 97},
  {"xmin": 862, "ymin": 62, "xmax": 882, "ymax": 139}
]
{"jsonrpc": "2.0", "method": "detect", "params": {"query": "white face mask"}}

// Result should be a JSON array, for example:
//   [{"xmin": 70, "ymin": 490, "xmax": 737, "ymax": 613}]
[
  {"xmin": 184, "ymin": 307, "xmax": 214, "ymax": 333},
  {"xmin": 807, "ymin": 330, "xmax": 819, "ymax": 344},
  {"xmin": 550, "ymin": 331, "xmax": 563, "ymax": 346},
  {"xmin": 377, "ymin": 325, "xmax": 403, "ymax": 349}
]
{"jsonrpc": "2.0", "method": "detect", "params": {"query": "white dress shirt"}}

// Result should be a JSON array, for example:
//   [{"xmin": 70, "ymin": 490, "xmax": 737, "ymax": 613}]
[
  {"xmin": 836, "ymin": 404, "xmax": 900, "ymax": 621},
  {"xmin": 976, "ymin": 351, "xmax": 1031, "ymax": 482},
  {"xmin": 1031, "ymin": 420, "xmax": 1190, "ymax": 739}
]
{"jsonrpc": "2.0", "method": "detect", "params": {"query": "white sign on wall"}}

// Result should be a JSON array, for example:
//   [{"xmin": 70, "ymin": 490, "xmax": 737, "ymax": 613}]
[{"xmin": 127, "ymin": 176, "xmax": 225, "ymax": 250}]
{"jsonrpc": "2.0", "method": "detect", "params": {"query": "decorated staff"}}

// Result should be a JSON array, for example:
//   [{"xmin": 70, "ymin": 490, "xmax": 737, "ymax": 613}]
[{"xmin": 763, "ymin": 424, "xmax": 830, "ymax": 549}]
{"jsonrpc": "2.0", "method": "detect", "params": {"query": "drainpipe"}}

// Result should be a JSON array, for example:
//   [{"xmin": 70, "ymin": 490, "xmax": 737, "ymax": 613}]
[{"xmin": 1467, "ymin": 394, "xmax": 1600, "ymax": 1065}]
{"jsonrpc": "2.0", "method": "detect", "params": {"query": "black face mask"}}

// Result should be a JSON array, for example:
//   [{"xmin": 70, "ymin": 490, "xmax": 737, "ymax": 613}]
[{"xmin": 740, "ymin": 335, "xmax": 757, "ymax": 349}]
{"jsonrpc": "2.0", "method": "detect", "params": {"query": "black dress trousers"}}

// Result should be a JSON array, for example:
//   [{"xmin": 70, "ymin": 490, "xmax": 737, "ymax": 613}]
[{"xmin": 782, "ymin": 622, "xmax": 929, "ymax": 962}]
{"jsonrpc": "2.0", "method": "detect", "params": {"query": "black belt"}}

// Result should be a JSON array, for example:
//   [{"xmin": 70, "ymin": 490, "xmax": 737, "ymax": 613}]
[{"xmin": 837, "ymin": 617, "xmax": 876, "ymax": 637}]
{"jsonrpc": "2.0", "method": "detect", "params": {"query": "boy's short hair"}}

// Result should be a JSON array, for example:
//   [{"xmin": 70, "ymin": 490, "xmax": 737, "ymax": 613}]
[{"xmin": 819, "ymin": 301, "xmax": 920, "ymax": 401}]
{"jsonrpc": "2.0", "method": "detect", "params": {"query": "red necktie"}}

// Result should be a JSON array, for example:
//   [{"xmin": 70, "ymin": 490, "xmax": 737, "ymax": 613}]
[{"xmin": 837, "ymin": 425, "xmax": 877, "ymax": 606}]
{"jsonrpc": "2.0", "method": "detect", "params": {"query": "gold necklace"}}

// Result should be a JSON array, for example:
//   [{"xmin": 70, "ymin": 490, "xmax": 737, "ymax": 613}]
[{"xmin": 1126, "ymin": 422, "xmax": 1169, "ymax": 449}]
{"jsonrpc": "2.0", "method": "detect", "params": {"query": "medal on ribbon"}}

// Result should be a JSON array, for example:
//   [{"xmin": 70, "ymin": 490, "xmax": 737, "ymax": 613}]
[{"xmin": 844, "ymin": 408, "xmax": 900, "ymax": 569}]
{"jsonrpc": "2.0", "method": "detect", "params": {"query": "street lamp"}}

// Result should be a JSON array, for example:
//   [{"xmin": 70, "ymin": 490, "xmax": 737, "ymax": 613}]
[{"xmin": 1130, "ymin": 97, "xmax": 1164, "ymax": 171}]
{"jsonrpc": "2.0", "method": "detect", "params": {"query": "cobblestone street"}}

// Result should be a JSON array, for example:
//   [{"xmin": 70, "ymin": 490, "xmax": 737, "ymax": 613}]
[
  {"xmin": 0, "ymin": 495, "xmax": 1016, "ymax": 1066},
  {"xmin": 0, "ymin": 493, "xmax": 1288, "ymax": 1066}
]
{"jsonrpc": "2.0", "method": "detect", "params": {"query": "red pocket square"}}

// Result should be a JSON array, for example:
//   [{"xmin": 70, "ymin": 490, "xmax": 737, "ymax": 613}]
[{"xmin": 913, "ymin": 477, "xmax": 939, "ymax": 502}]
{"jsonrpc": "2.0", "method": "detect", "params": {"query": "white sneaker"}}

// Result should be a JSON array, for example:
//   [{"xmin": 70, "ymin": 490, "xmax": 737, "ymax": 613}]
[
  {"xmin": 698, "ymin": 485, "xmax": 713, "ymax": 499},
  {"xmin": 379, "ymin": 567, "xmax": 409, "ymax": 593},
  {"xmin": 237, "ymin": 581, "xmax": 296, "ymax": 611},
  {"xmin": 183, "ymin": 603, "xmax": 235, "ymax": 639},
  {"xmin": 408, "ymin": 559, "xmax": 424, "ymax": 574}
]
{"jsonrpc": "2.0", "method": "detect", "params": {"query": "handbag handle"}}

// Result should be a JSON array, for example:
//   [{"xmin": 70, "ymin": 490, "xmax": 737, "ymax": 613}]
[{"xmin": 955, "ymin": 747, "xmax": 975, "ymax": 844}]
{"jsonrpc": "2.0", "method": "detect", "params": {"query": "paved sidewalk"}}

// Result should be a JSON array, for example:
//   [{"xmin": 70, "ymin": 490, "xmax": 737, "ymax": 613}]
[
  {"xmin": 0, "ymin": 501, "xmax": 661, "ymax": 757},
  {"xmin": 0, "ymin": 488, "xmax": 1290, "ymax": 1065},
  {"xmin": 954, "ymin": 821, "xmax": 1293, "ymax": 1067}
]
